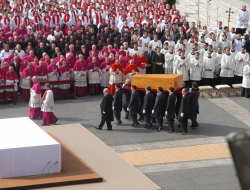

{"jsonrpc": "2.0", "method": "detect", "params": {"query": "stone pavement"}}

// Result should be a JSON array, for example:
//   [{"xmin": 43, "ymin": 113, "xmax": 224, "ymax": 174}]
[{"xmin": 0, "ymin": 93, "xmax": 249, "ymax": 190}]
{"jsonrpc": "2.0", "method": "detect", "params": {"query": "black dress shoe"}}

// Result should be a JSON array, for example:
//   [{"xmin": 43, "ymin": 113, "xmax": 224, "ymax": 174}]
[
  {"xmin": 130, "ymin": 124, "xmax": 135, "ymax": 127},
  {"xmin": 124, "ymin": 117, "xmax": 129, "ymax": 119},
  {"xmin": 116, "ymin": 122, "xmax": 122, "ymax": 125},
  {"xmin": 177, "ymin": 124, "xmax": 181, "ymax": 128},
  {"xmin": 156, "ymin": 127, "xmax": 163, "ymax": 131},
  {"xmin": 95, "ymin": 127, "xmax": 102, "ymax": 130},
  {"xmin": 106, "ymin": 128, "xmax": 112, "ymax": 131},
  {"xmin": 168, "ymin": 130, "xmax": 174, "ymax": 133},
  {"xmin": 41, "ymin": 123, "xmax": 47, "ymax": 126},
  {"xmin": 134, "ymin": 123, "xmax": 139, "ymax": 127}
]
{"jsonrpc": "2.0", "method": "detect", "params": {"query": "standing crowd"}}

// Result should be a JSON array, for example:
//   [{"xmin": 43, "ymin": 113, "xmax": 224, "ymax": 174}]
[{"xmin": 0, "ymin": 0, "xmax": 249, "ymax": 104}]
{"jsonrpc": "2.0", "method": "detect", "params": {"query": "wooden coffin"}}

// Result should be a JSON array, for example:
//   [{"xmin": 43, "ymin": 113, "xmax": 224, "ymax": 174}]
[{"xmin": 131, "ymin": 74, "xmax": 183, "ymax": 91}]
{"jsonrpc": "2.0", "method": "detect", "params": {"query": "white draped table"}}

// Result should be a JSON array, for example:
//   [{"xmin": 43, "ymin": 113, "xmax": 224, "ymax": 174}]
[{"xmin": 0, "ymin": 117, "xmax": 61, "ymax": 178}]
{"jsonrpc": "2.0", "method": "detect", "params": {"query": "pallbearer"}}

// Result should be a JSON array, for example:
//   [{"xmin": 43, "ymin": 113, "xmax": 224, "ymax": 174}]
[
  {"xmin": 29, "ymin": 76, "xmax": 42, "ymax": 119},
  {"xmin": 41, "ymin": 83, "xmax": 58, "ymax": 126},
  {"xmin": 74, "ymin": 54, "xmax": 88, "ymax": 96}
]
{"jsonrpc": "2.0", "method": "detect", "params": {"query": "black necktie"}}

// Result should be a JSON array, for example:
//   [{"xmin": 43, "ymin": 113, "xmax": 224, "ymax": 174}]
[{"xmin": 149, "ymin": 51, "xmax": 151, "ymax": 57}]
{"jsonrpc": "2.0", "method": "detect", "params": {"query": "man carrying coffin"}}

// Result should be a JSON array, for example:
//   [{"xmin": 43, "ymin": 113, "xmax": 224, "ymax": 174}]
[
  {"xmin": 21, "ymin": 62, "xmax": 36, "ymax": 101},
  {"xmin": 142, "ymin": 86, "xmax": 155, "ymax": 129},
  {"xmin": 74, "ymin": 54, "xmax": 88, "ymax": 96},
  {"xmin": 88, "ymin": 57, "xmax": 101, "ymax": 95},
  {"xmin": 47, "ymin": 59, "xmax": 59, "ymax": 96},
  {"xmin": 29, "ymin": 76, "xmax": 42, "ymax": 119},
  {"xmin": 165, "ymin": 87, "xmax": 176, "ymax": 133},
  {"xmin": 122, "ymin": 79, "xmax": 132, "ymax": 120},
  {"xmin": 113, "ymin": 84, "xmax": 123, "ymax": 125},
  {"xmin": 124, "ymin": 60, "xmax": 139, "ymax": 80},
  {"xmin": 5, "ymin": 66, "xmax": 19, "ymax": 100},
  {"xmin": 41, "ymin": 83, "xmax": 58, "ymax": 126},
  {"xmin": 127, "ymin": 85, "xmax": 140, "ymax": 127},
  {"xmin": 109, "ymin": 59, "xmax": 124, "ymax": 96}
]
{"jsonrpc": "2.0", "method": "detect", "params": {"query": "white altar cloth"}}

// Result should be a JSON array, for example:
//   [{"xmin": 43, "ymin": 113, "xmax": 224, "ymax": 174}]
[{"xmin": 0, "ymin": 117, "xmax": 61, "ymax": 178}]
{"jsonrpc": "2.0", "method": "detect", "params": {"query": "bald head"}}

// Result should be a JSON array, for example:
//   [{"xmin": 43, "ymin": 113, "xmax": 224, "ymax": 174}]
[
  {"xmin": 32, "ymin": 76, "xmax": 38, "ymax": 83},
  {"xmin": 103, "ymin": 88, "xmax": 109, "ymax": 95}
]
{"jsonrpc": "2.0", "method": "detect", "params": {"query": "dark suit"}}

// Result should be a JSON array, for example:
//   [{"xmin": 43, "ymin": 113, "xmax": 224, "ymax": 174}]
[
  {"xmin": 178, "ymin": 94, "xmax": 190, "ymax": 132},
  {"xmin": 144, "ymin": 50, "xmax": 156, "ymax": 74},
  {"xmin": 189, "ymin": 89, "xmax": 199, "ymax": 128},
  {"xmin": 99, "ymin": 93, "xmax": 114, "ymax": 129},
  {"xmin": 153, "ymin": 92, "xmax": 167, "ymax": 129},
  {"xmin": 166, "ymin": 92, "xmax": 177, "ymax": 130},
  {"xmin": 142, "ymin": 91, "xmax": 155, "ymax": 128},
  {"xmin": 151, "ymin": 53, "xmax": 165, "ymax": 74},
  {"xmin": 175, "ymin": 32, "xmax": 187, "ymax": 42},
  {"xmin": 113, "ymin": 88, "xmax": 123, "ymax": 123},
  {"xmin": 122, "ymin": 84, "xmax": 131, "ymax": 119},
  {"xmin": 128, "ymin": 90, "xmax": 139, "ymax": 125},
  {"xmin": 9, "ymin": 62, "xmax": 20, "ymax": 79},
  {"xmin": 166, "ymin": 0, "xmax": 176, "ymax": 8}
]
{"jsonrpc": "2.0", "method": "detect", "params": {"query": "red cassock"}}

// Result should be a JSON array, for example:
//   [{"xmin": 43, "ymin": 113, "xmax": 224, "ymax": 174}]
[
  {"xmin": 5, "ymin": 71, "xmax": 19, "ymax": 100},
  {"xmin": 124, "ymin": 64, "xmax": 139, "ymax": 75},
  {"xmin": 109, "ymin": 64, "xmax": 124, "ymax": 96},
  {"xmin": 0, "ymin": 68, "xmax": 6, "ymax": 99},
  {"xmin": 21, "ymin": 68, "xmax": 36, "ymax": 100},
  {"xmin": 136, "ymin": 56, "xmax": 148, "ymax": 69},
  {"xmin": 74, "ymin": 59, "xmax": 88, "ymax": 96}
]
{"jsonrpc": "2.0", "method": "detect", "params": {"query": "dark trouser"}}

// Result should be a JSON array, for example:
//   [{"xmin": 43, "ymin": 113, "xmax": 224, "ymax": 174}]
[
  {"xmin": 179, "ymin": 119, "xmax": 188, "ymax": 132},
  {"xmin": 220, "ymin": 77, "xmax": 233, "ymax": 86},
  {"xmin": 156, "ymin": 117, "xmax": 163, "ymax": 129},
  {"xmin": 167, "ymin": 118, "xmax": 175, "ymax": 130},
  {"xmin": 241, "ymin": 87, "xmax": 250, "ymax": 98},
  {"xmin": 236, "ymin": 28, "xmax": 247, "ymax": 35},
  {"xmin": 123, "ymin": 108, "xmax": 130, "ymax": 119},
  {"xmin": 131, "ymin": 115, "xmax": 139, "ymax": 125},
  {"xmin": 144, "ymin": 115, "xmax": 152, "ymax": 128},
  {"xmin": 190, "ymin": 114, "xmax": 198, "ymax": 127},
  {"xmin": 183, "ymin": 80, "xmax": 189, "ymax": 88},
  {"xmin": 202, "ymin": 78, "xmax": 214, "ymax": 87},
  {"xmin": 234, "ymin": 75, "xmax": 243, "ymax": 84},
  {"xmin": 138, "ymin": 111, "xmax": 143, "ymax": 119},
  {"xmin": 189, "ymin": 80, "xmax": 201, "ymax": 88},
  {"xmin": 114, "ymin": 110, "xmax": 121, "ymax": 123},
  {"xmin": 99, "ymin": 114, "xmax": 112, "ymax": 129}
]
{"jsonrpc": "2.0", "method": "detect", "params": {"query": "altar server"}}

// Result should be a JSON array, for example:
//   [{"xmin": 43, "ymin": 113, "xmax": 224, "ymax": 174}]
[
  {"xmin": 241, "ymin": 60, "xmax": 250, "ymax": 98},
  {"xmin": 74, "ymin": 55, "xmax": 88, "ymax": 96},
  {"xmin": 190, "ymin": 52, "xmax": 204, "ymax": 87},
  {"xmin": 29, "ymin": 76, "xmax": 42, "ymax": 119},
  {"xmin": 235, "ymin": 47, "xmax": 250, "ymax": 83},
  {"xmin": 202, "ymin": 51, "xmax": 216, "ymax": 87},
  {"xmin": 236, "ymin": 5, "xmax": 249, "ymax": 35},
  {"xmin": 164, "ymin": 46, "xmax": 176, "ymax": 74},
  {"xmin": 220, "ymin": 47, "xmax": 236, "ymax": 86},
  {"xmin": 109, "ymin": 59, "xmax": 123, "ymax": 96},
  {"xmin": 176, "ymin": 51, "xmax": 190, "ymax": 87},
  {"xmin": 41, "ymin": 83, "xmax": 58, "ymax": 126}
]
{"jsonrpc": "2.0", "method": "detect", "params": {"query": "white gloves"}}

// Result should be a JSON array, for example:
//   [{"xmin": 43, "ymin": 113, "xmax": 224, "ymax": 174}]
[
  {"xmin": 103, "ymin": 111, "xmax": 106, "ymax": 114},
  {"xmin": 143, "ymin": 110, "xmax": 146, "ymax": 113},
  {"xmin": 165, "ymin": 111, "xmax": 167, "ymax": 115},
  {"xmin": 112, "ymin": 106, "xmax": 114, "ymax": 110},
  {"xmin": 152, "ymin": 110, "xmax": 154, "ymax": 114},
  {"xmin": 127, "ymin": 108, "xmax": 129, "ymax": 111},
  {"xmin": 181, "ymin": 113, "xmax": 184, "ymax": 117}
]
